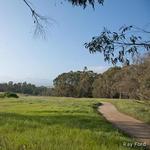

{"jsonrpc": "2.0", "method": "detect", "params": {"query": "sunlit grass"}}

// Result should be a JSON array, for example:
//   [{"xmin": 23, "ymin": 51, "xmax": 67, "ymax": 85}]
[
  {"xmin": 110, "ymin": 99, "xmax": 150, "ymax": 124},
  {"xmin": 0, "ymin": 96, "xmax": 145, "ymax": 150}
]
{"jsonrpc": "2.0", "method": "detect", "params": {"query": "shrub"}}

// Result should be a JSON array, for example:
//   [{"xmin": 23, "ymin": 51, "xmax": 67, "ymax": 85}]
[{"xmin": 4, "ymin": 92, "xmax": 19, "ymax": 98}]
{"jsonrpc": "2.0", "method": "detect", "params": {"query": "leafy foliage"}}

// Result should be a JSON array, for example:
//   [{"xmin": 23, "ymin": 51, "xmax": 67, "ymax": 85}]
[
  {"xmin": 53, "ymin": 70, "xmax": 97, "ymax": 97},
  {"xmin": 85, "ymin": 25, "xmax": 150, "ymax": 65},
  {"xmin": 0, "ymin": 92, "xmax": 19, "ymax": 98},
  {"xmin": 4, "ymin": 92, "xmax": 19, "ymax": 98},
  {"xmin": 53, "ymin": 54, "xmax": 150, "ymax": 100},
  {"xmin": 92, "ymin": 67, "xmax": 121, "ymax": 98},
  {"xmin": 67, "ymin": 0, "xmax": 104, "ymax": 8},
  {"xmin": 92, "ymin": 53, "xmax": 150, "ymax": 100},
  {"xmin": 0, "ymin": 82, "xmax": 53, "ymax": 96}
]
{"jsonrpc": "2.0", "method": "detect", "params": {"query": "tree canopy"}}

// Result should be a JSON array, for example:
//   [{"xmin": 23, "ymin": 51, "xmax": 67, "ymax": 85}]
[
  {"xmin": 85, "ymin": 25, "xmax": 150, "ymax": 65},
  {"xmin": 53, "ymin": 70, "xmax": 97, "ymax": 97},
  {"xmin": 67, "ymin": 0, "xmax": 104, "ymax": 8}
]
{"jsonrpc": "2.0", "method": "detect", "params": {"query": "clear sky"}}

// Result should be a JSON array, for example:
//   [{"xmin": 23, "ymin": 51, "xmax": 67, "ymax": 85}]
[{"xmin": 0, "ymin": 0, "xmax": 150, "ymax": 86}]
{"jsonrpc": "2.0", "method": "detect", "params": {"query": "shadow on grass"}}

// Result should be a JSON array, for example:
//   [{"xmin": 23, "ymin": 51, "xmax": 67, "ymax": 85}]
[{"xmin": 92, "ymin": 102, "xmax": 102, "ymax": 110}]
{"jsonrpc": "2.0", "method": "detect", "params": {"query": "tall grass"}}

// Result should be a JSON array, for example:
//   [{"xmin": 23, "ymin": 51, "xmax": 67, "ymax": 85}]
[
  {"xmin": 110, "ymin": 100, "xmax": 150, "ymax": 124},
  {"xmin": 0, "ymin": 97, "xmax": 145, "ymax": 150}
]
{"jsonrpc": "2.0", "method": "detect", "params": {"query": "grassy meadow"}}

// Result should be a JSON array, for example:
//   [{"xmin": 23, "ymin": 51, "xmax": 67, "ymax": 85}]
[
  {"xmin": 110, "ymin": 100, "xmax": 150, "ymax": 124},
  {"xmin": 0, "ymin": 96, "xmax": 148, "ymax": 150}
]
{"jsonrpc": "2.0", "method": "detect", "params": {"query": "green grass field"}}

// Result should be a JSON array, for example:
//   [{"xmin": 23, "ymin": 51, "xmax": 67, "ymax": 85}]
[{"xmin": 0, "ymin": 96, "xmax": 147, "ymax": 150}]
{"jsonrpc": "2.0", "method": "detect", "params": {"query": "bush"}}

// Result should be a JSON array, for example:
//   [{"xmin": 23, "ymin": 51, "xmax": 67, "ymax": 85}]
[{"xmin": 4, "ymin": 92, "xmax": 19, "ymax": 98}]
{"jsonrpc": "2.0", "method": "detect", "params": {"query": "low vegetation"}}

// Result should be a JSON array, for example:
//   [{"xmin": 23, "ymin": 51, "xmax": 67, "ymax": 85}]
[
  {"xmin": 0, "ymin": 96, "xmax": 145, "ymax": 150},
  {"xmin": 0, "ymin": 92, "xmax": 19, "ymax": 98},
  {"xmin": 110, "ymin": 100, "xmax": 150, "ymax": 124}
]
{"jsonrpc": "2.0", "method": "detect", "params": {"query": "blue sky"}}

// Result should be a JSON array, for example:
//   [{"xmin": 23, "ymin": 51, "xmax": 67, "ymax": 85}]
[{"xmin": 0, "ymin": 0, "xmax": 150, "ymax": 86}]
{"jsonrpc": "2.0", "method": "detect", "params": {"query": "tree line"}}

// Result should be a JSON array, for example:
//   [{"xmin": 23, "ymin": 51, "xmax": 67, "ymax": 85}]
[
  {"xmin": 0, "ymin": 53, "xmax": 150, "ymax": 100},
  {"xmin": 53, "ymin": 53, "xmax": 150, "ymax": 100},
  {"xmin": 0, "ymin": 82, "xmax": 53, "ymax": 96}
]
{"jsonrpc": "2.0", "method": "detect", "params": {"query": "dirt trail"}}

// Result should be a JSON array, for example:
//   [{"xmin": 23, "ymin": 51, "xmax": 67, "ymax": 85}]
[{"xmin": 98, "ymin": 102, "xmax": 150, "ymax": 146}]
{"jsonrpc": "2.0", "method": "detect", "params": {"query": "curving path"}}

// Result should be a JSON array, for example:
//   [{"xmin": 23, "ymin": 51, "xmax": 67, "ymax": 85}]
[{"xmin": 98, "ymin": 102, "xmax": 150, "ymax": 146}]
